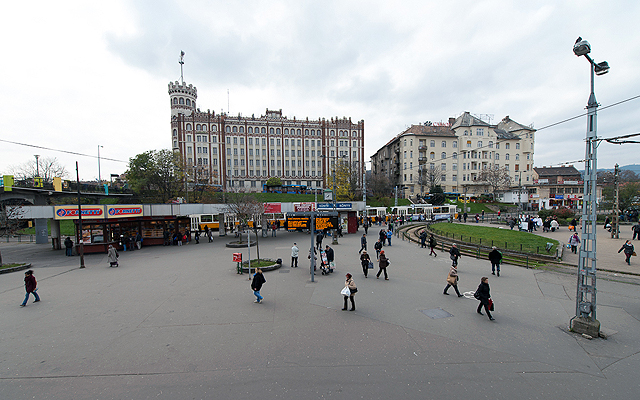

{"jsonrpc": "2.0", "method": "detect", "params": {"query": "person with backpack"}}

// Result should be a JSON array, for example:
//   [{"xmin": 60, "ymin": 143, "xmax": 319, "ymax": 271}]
[
  {"xmin": 488, "ymin": 246, "xmax": 502, "ymax": 276},
  {"xmin": 251, "ymin": 269, "xmax": 266, "ymax": 304},
  {"xmin": 429, "ymin": 234, "xmax": 437, "ymax": 257}
]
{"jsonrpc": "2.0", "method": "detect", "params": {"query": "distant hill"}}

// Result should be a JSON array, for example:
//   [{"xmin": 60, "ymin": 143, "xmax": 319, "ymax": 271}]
[{"xmin": 582, "ymin": 164, "xmax": 640, "ymax": 174}]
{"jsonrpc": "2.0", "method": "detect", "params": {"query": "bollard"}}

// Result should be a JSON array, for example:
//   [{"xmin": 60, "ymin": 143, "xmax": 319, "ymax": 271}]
[
  {"xmin": 520, "ymin": 244, "xmax": 523, "ymax": 252},
  {"xmin": 526, "ymin": 255, "xmax": 529, "ymax": 269}
]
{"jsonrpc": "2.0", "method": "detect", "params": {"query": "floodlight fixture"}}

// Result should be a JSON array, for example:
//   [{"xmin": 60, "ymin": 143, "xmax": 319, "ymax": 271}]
[{"xmin": 573, "ymin": 37, "xmax": 591, "ymax": 56}]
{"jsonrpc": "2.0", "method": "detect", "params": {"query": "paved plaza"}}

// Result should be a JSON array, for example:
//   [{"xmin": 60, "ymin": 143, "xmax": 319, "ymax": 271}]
[{"xmin": 1, "ymin": 225, "xmax": 640, "ymax": 400}]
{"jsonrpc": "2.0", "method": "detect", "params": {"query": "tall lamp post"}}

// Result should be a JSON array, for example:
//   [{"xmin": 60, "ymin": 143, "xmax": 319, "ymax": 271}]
[
  {"xmin": 34, "ymin": 155, "xmax": 40, "ymax": 177},
  {"xmin": 321, "ymin": 154, "xmax": 346, "ymax": 244},
  {"xmin": 570, "ymin": 37, "xmax": 609, "ymax": 337},
  {"xmin": 97, "ymin": 145, "xmax": 103, "ymax": 183}
]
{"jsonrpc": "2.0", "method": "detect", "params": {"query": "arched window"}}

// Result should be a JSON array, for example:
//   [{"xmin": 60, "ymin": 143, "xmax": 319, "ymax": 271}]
[
  {"xmin": 284, "ymin": 128, "xmax": 289, "ymax": 134},
  {"xmin": 211, "ymin": 125, "xmax": 217, "ymax": 132},
  {"xmin": 276, "ymin": 128, "xmax": 281, "ymax": 134},
  {"xmin": 173, "ymin": 129, "xmax": 177, "ymax": 137},
  {"xmin": 297, "ymin": 129, "xmax": 301, "ymax": 135},
  {"xmin": 505, "ymin": 153, "xmax": 510, "ymax": 160},
  {"xmin": 226, "ymin": 126, "xmax": 231, "ymax": 133},
  {"xmin": 186, "ymin": 123, "xmax": 192, "ymax": 131},
  {"xmin": 261, "ymin": 127, "xmax": 266, "ymax": 133},
  {"xmin": 186, "ymin": 99, "xmax": 191, "ymax": 106},
  {"xmin": 353, "ymin": 131, "xmax": 357, "ymax": 137},
  {"xmin": 248, "ymin": 127, "xmax": 253, "ymax": 133},
  {"xmin": 441, "ymin": 152, "xmax": 446, "ymax": 159},
  {"xmin": 330, "ymin": 130, "xmax": 335, "ymax": 136},
  {"xmin": 452, "ymin": 152, "xmax": 457, "ymax": 159},
  {"xmin": 232, "ymin": 126, "xmax": 238, "ymax": 133},
  {"xmin": 239, "ymin": 126, "xmax": 244, "ymax": 133},
  {"xmin": 270, "ymin": 128, "xmax": 274, "ymax": 134},
  {"xmin": 196, "ymin": 124, "xmax": 201, "ymax": 131},
  {"xmin": 179, "ymin": 98, "xmax": 184, "ymax": 105},
  {"xmin": 172, "ymin": 98, "xmax": 178, "ymax": 105},
  {"xmin": 430, "ymin": 140, "xmax": 435, "ymax": 147},
  {"xmin": 202, "ymin": 125, "xmax": 207, "ymax": 132},
  {"xmin": 441, "ymin": 141, "xmax": 446, "ymax": 147},
  {"xmin": 305, "ymin": 129, "xmax": 309, "ymax": 135},
  {"xmin": 430, "ymin": 152, "xmax": 435, "ymax": 160}
]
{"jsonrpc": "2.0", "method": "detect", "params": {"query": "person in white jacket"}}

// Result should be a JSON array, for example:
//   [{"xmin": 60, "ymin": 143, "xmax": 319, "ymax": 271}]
[{"xmin": 291, "ymin": 243, "xmax": 299, "ymax": 268}]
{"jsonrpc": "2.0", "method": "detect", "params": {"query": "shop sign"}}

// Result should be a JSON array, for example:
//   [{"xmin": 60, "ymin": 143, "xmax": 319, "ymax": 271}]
[
  {"xmin": 294, "ymin": 202, "xmax": 316, "ymax": 212},
  {"xmin": 554, "ymin": 195, "xmax": 564, "ymax": 199},
  {"xmin": 317, "ymin": 202, "xmax": 352, "ymax": 209},
  {"xmin": 54, "ymin": 205, "xmax": 105, "ymax": 220},
  {"xmin": 107, "ymin": 205, "xmax": 144, "ymax": 218},
  {"xmin": 264, "ymin": 203, "xmax": 281, "ymax": 213},
  {"xmin": 565, "ymin": 180, "xmax": 579, "ymax": 185},
  {"xmin": 536, "ymin": 179, "xmax": 548, "ymax": 184},
  {"xmin": 286, "ymin": 216, "xmax": 339, "ymax": 230}
]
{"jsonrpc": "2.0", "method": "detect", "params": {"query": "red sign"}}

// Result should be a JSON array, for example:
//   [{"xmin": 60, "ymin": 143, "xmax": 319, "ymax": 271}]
[
  {"xmin": 264, "ymin": 203, "xmax": 281, "ymax": 213},
  {"xmin": 233, "ymin": 253, "xmax": 242, "ymax": 262}
]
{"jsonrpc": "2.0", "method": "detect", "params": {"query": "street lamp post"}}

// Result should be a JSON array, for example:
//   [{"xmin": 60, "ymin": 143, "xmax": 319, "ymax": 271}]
[
  {"xmin": 98, "ymin": 145, "xmax": 103, "ymax": 183},
  {"xmin": 570, "ymin": 37, "xmax": 609, "ymax": 337},
  {"xmin": 321, "ymin": 154, "xmax": 346, "ymax": 244},
  {"xmin": 34, "ymin": 155, "xmax": 40, "ymax": 177}
]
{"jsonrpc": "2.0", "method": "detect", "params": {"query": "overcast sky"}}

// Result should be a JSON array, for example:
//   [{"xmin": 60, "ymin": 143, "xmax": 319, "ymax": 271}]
[{"xmin": 1, "ymin": 0, "xmax": 638, "ymax": 181}]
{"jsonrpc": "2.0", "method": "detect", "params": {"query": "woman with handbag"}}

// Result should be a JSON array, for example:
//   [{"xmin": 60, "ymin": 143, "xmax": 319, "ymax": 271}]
[
  {"xmin": 376, "ymin": 250, "xmax": 390, "ymax": 280},
  {"xmin": 360, "ymin": 250, "xmax": 371, "ymax": 278},
  {"xmin": 618, "ymin": 240, "xmax": 635, "ymax": 266},
  {"xmin": 443, "ymin": 266, "xmax": 463, "ymax": 297},
  {"xmin": 342, "ymin": 273, "xmax": 357, "ymax": 311},
  {"xmin": 474, "ymin": 277, "xmax": 494, "ymax": 321}
]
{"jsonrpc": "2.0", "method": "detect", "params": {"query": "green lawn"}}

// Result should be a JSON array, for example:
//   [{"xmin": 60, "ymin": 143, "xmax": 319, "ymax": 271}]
[
  {"xmin": 18, "ymin": 220, "xmax": 76, "ymax": 236},
  {"xmin": 429, "ymin": 222, "xmax": 559, "ymax": 254}
]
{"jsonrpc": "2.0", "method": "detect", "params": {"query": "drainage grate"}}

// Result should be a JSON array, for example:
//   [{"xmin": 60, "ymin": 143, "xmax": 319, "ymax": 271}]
[{"xmin": 420, "ymin": 308, "xmax": 453, "ymax": 319}]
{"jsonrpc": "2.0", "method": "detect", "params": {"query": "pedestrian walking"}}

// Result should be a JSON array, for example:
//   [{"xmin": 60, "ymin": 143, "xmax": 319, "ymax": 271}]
[
  {"xmin": 386, "ymin": 229, "xmax": 393, "ymax": 246},
  {"xmin": 251, "ymin": 268, "xmax": 266, "ymax": 303},
  {"xmin": 569, "ymin": 233, "xmax": 580, "ymax": 254},
  {"xmin": 20, "ymin": 270, "xmax": 40, "ymax": 307},
  {"xmin": 429, "ymin": 234, "xmax": 437, "ymax": 257},
  {"xmin": 378, "ymin": 229, "xmax": 386, "ymax": 246},
  {"xmin": 419, "ymin": 230, "xmax": 427, "ymax": 248},
  {"xmin": 474, "ymin": 277, "xmax": 494, "ymax": 321},
  {"xmin": 64, "ymin": 237, "xmax": 74, "ymax": 256},
  {"xmin": 271, "ymin": 222, "xmax": 277, "ymax": 237},
  {"xmin": 107, "ymin": 244, "xmax": 119, "ymax": 267},
  {"xmin": 342, "ymin": 273, "xmax": 357, "ymax": 311},
  {"xmin": 618, "ymin": 240, "xmax": 635, "ymax": 265},
  {"xmin": 571, "ymin": 218, "xmax": 578, "ymax": 232},
  {"xmin": 376, "ymin": 250, "xmax": 390, "ymax": 280},
  {"xmin": 207, "ymin": 230, "xmax": 213, "ymax": 242},
  {"xmin": 443, "ymin": 266, "xmax": 463, "ymax": 297},
  {"xmin": 463, "ymin": 212, "xmax": 468, "ymax": 223},
  {"xmin": 374, "ymin": 239, "xmax": 383, "ymax": 260},
  {"xmin": 449, "ymin": 243, "xmax": 461, "ymax": 267},
  {"xmin": 194, "ymin": 230, "xmax": 200, "ymax": 244},
  {"xmin": 488, "ymin": 246, "xmax": 502, "ymax": 276},
  {"xmin": 291, "ymin": 243, "xmax": 299, "ymax": 268},
  {"xmin": 316, "ymin": 231, "xmax": 324, "ymax": 250},
  {"xmin": 363, "ymin": 220, "xmax": 369, "ymax": 235},
  {"xmin": 360, "ymin": 250, "xmax": 371, "ymax": 278},
  {"xmin": 359, "ymin": 234, "xmax": 367, "ymax": 254},
  {"xmin": 136, "ymin": 232, "xmax": 143, "ymax": 249},
  {"xmin": 632, "ymin": 222, "xmax": 640, "ymax": 240}
]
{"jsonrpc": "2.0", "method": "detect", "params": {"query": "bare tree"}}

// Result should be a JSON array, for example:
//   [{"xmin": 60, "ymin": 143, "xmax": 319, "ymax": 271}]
[
  {"xmin": 226, "ymin": 192, "xmax": 265, "ymax": 259},
  {"xmin": 476, "ymin": 166, "xmax": 512, "ymax": 199},
  {"xmin": 0, "ymin": 203, "xmax": 25, "ymax": 265},
  {"xmin": 367, "ymin": 173, "xmax": 393, "ymax": 197},
  {"xmin": 419, "ymin": 166, "xmax": 441, "ymax": 191},
  {"xmin": 9, "ymin": 157, "xmax": 68, "ymax": 182}
]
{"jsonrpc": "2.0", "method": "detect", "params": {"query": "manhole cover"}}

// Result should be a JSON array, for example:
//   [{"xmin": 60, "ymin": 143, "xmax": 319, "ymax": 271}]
[
  {"xmin": 421, "ymin": 308, "xmax": 453, "ymax": 319},
  {"xmin": 279, "ymin": 269, "xmax": 290, "ymax": 273}
]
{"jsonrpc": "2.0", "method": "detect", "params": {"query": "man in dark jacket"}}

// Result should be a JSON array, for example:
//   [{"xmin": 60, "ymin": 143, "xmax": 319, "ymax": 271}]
[
  {"xmin": 64, "ymin": 237, "xmax": 73, "ymax": 256},
  {"xmin": 419, "ymin": 231, "xmax": 427, "ymax": 248},
  {"xmin": 429, "ymin": 234, "xmax": 437, "ymax": 257},
  {"xmin": 359, "ymin": 234, "xmax": 367, "ymax": 254},
  {"xmin": 618, "ymin": 240, "xmax": 635, "ymax": 265},
  {"xmin": 20, "ymin": 270, "xmax": 40, "ymax": 307},
  {"xmin": 378, "ymin": 229, "xmax": 386, "ymax": 246},
  {"xmin": 325, "ymin": 245, "xmax": 335, "ymax": 267},
  {"xmin": 475, "ymin": 277, "xmax": 494, "ymax": 321},
  {"xmin": 316, "ymin": 231, "xmax": 324, "ymax": 250},
  {"xmin": 251, "ymin": 269, "xmax": 266, "ymax": 303},
  {"xmin": 632, "ymin": 223, "xmax": 640, "ymax": 241},
  {"xmin": 488, "ymin": 246, "xmax": 503, "ymax": 276},
  {"xmin": 374, "ymin": 239, "xmax": 383, "ymax": 260},
  {"xmin": 449, "ymin": 243, "xmax": 461, "ymax": 267}
]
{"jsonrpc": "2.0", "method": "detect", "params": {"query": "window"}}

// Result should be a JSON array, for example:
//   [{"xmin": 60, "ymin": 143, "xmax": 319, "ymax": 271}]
[
  {"xmin": 430, "ymin": 152, "xmax": 435, "ymax": 160},
  {"xmin": 477, "ymin": 128, "xmax": 484, "ymax": 136},
  {"xmin": 233, "ymin": 137, "xmax": 237, "ymax": 145},
  {"xmin": 441, "ymin": 152, "xmax": 446, "ymax": 159},
  {"xmin": 452, "ymin": 141, "xmax": 457, "ymax": 148},
  {"xmin": 285, "ymin": 150, "xmax": 289, "ymax": 157},
  {"xmin": 452, "ymin": 175, "xmax": 457, "ymax": 182},
  {"xmin": 477, "ymin": 141, "xmax": 482, "ymax": 148},
  {"xmin": 495, "ymin": 153, "xmax": 500, "ymax": 160},
  {"xmin": 404, "ymin": 151, "xmax": 407, "ymax": 159},
  {"xmin": 515, "ymin": 154, "xmax": 520, "ymax": 160},
  {"xmin": 466, "ymin": 141, "xmax": 471, "ymax": 148},
  {"xmin": 505, "ymin": 143, "xmax": 510, "ymax": 149},
  {"xmin": 441, "ymin": 141, "xmax": 446, "ymax": 148},
  {"xmin": 452, "ymin": 152, "xmax": 457, "ymax": 159},
  {"xmin": 495, "ymin": 143, "xmax": 500, "ymax": 149},
  {"xmin": 441, "ymin": 163, "xmax": 446, "ymax": 171},
  {"xmin": 516, "ymin": 143, "xmax": 520, "ymax": 150},
  {"xmin": 452, "ymin": 163, "xmax": 457, "ymax": 171},
  {"xmin": 179, "ymin": 98, "xmax": 184, "ymax": 105},
  {"xmin": 404, "ymin": 162, "xmax": 407, "ymax": 170},
  {"xmin": 430, "ymin": 140, "xmax": 435, "ymax": 147},
  {"xmin": 233, "ymin": 148, "xmax": 238, "ymax": 156},
  {"xmin": 441, "ymin": 174, "xmax": 446, "ymax": 182},
  {"xmin": 248, "ymin": 127, "xmax": 253, "ymax": 133}
]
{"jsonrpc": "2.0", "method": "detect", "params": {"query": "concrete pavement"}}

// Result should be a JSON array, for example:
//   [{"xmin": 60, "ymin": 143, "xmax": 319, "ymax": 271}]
[{"xmin": 1, "ymin": 227, "xmax": 640, "ymax": 400}]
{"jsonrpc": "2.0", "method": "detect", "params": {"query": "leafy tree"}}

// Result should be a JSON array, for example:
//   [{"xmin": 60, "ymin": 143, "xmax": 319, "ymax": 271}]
[
  {"xmin": 476, "ymin": 166, "xmax": 512, "ymax": 200},
  {"xmin": 266, "ymin": 177, "xmax": 282, "ymax": 187},
  {"xmin": 332, "ymin": 160, "xmax": 361, "ymax": 201},
  {"xmin": 8, "ymin": 157, "xmax": 68, "ymax": 182},
  {"xmin": 126, "ymin": 150, "xmax": 185, "ymax": 203},
  {"xmin": 428, "ymin": 185, "xmax": 445, "ymax": 205}
]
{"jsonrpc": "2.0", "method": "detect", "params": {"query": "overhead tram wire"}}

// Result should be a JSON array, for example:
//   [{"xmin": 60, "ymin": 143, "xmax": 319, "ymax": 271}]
[{"xmin": 0, "ymin": 138, "xmax": 127, "ymax": 163}]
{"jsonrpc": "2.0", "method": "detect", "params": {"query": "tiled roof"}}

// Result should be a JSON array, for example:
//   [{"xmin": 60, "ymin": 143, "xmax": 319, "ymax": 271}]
[
  {"xmin": 451, "ymin": 112, "xmax": 490, "ymax": 129},
  {"xmin": 533, "ymin": 166, "xmax": 581, "ymax": 177},
  {"xmin": 494, "ymin": 128, "xmax": 520, "ymax": 140}
]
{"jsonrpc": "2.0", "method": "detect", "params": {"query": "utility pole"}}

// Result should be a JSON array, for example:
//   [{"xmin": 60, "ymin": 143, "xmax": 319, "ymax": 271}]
[
  {"xmin": 34, "ymin": 155, "xmax": 40, "ymax": 177},
  {"xmin": 76, "ymin": 162, "xmax": 85, "ymax": 269},
  {"xmin": 613, "ymin": 164, "xmax": 620, "ymax": 239}
]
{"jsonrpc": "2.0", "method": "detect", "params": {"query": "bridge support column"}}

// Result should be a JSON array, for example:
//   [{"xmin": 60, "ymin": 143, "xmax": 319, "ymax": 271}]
[
  {"xmin": 35, "ymin": 219, "xmax": 48, "ymax": 244},
  {"xmin": 51, "ymin": 219, "xmax": 61, "ymax": 250}
]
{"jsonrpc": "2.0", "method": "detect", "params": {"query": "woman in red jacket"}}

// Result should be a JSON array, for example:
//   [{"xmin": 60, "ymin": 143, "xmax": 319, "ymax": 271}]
[{"xmin": 20, "ymin": 270, "xmax": 40, "ymax": 307}]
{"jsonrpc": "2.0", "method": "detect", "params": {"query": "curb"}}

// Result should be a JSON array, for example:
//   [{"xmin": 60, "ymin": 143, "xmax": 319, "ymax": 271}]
[{"xmin": 0, "ymin": 263, "xmax": 33, "ymax": 275}]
